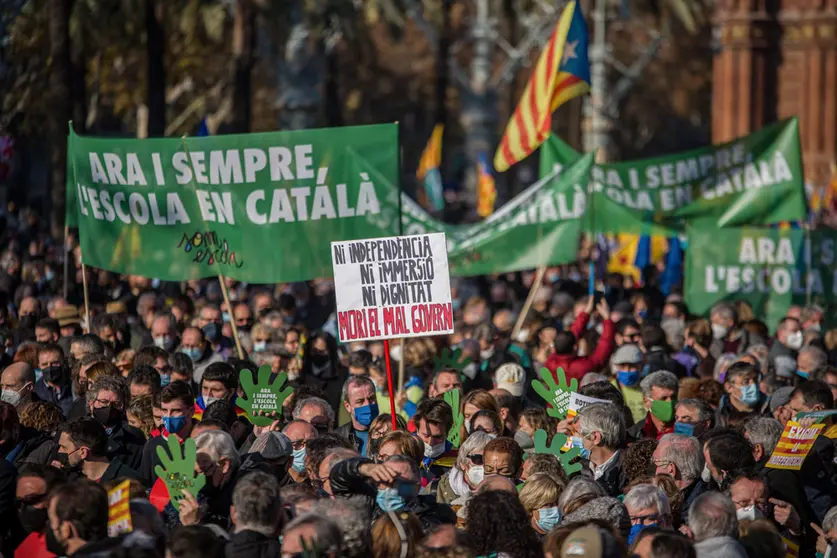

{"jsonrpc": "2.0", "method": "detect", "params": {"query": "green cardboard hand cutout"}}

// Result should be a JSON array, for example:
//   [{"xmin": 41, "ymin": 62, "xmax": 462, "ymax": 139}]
[
  {"xmin": 237, "ymin": 365, "xmax": 294, "ymax": 427},
  {"xmin": 533, "ymin": 429, "xmax": 582, "ymax": 476},
  {"xmin": 443, "ymin": 388, "xmax": 464, "ymax": 448},
  {"xmin": 154, "ymin": 435, "xmax": 205, "ymax": 511},
  {"xmin": 531, "ymin": 367, "xmax": 577, "ymax": 419}
]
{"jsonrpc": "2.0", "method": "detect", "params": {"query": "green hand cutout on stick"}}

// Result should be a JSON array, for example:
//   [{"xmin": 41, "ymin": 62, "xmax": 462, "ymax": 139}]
[
  {"xmin": 433, "ymin": 348, "xmax": 472, "ymax": 379},
  {"xmin": 154, "ymin": 435, "xmax": 205, "ymax": 512},
  {"xmin": 237, "ymin": 365, "xmax": 294, "ymax": 427},
  {"xmin": 443, "ymin": 388, "xmax": 464, "ymax": 448},
  {"xmin": 531, "ymin": 367, "xmax": 577, "ymax": 419},
  {"xmin": 533, "ymin": 429, "xmax": 582, "ymax": 476}
]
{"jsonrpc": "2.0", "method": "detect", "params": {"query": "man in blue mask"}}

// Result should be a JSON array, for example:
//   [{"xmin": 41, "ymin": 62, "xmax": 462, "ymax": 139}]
[
  {"xmin": 719, "ymin": 361, "xmax": 766, "ymax": 425},
  {"xmin": 610, "ymin": 344, "xmax": 645, "ymax": 423},
  {"xmin": 624, "ymin": 484, "xmax": 672, "ymax": 545},
  {"xmin": 335, "ymin": 376, "xmax": 378, "ymax": 455},
  {"xmin": 138, "ymin": 380, "xmax": 196, "ymax": 485},
  {"xmin": 178, "ymin": 327, "xmax": 224, "ymax": 385}
]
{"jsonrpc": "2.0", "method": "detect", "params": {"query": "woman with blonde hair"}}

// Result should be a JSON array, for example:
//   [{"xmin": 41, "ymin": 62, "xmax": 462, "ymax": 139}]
[
  {"xmin": 519, "ymin": 473, "xmax": 565, "ymax": 535},
  {"xmin": 83, "ymin": 360, "xmax": 121, "ymax": 392},
  {"xmin": 372, "ymin": 511, "xmax": 423, "ymax": 558},
  {"xmin": 517, "ymin": 408, "xmax": 556, "ymax": 449},
  {"xmin": 366, "ymin": 413, "xmax": 408, "ymax": 458},
  {"xmin": 127, "ymin": 395, "xmax": 155, "ymax": 438},
  {"xmin": 459, "ymin": 389, "xmax": 500, "ymax": 444},
  {"xmin": 374, "ymin": 430, "xmax": 424, "ymax": 464}
]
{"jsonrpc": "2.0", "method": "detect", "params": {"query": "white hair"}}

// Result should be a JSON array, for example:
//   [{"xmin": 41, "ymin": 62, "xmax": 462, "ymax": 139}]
[
  {"xmin": 293, "ymin": 396, "xmax": 335, "ymax": 424},
  {"xmin": 640, "ymin": 371, "xmax": 679, "ymax": 398},
  {"xmin": 557, "ymin": 477, "xmax": 605, "ymax": 513},
  {"xmin": 456, "ymin": 431, "xmax": 492, "ymax": 471},
  {"xmin": 624, "ymin": 484, "xmax": 671, "ymax": 518},
  {"xmin": 658, "ymin": 434, "xmax": 704, "ymax": 484},
  {"xmin": 688, "ymin": 492, "xmax": 738, "ymax": 542},
  {"xmin": 194, "ymin": 430, "xmax": 240, "ymax": 471},
  {"xmin": 577, "ymin": 403, "xmax": 626, "ymax": 449}
]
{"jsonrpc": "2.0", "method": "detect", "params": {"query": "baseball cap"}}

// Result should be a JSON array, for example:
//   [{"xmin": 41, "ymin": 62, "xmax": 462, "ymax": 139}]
[
  {"xmin": 560, "ymin": 524, "xmax": 622, "ymax": 558},
  {"xmin": 247, "ymin": 431, "xmax": 293, "ymax": 459},
  {"xmin": 495, "ymin": 363, "xmax": 526, "ymax": 397},
  {"xmin": 769, "ymin": 386, "xmax": 795, "ymax": 413},
  {"xmin": 611, "ymin": 344, "xmax": 642, "ymax": 365}
]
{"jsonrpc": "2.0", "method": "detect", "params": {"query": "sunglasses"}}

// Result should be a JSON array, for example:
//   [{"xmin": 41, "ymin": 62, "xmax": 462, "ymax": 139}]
[{"xmin": 468, "ymin": 453, "xmax": 483, "ymax": 466}]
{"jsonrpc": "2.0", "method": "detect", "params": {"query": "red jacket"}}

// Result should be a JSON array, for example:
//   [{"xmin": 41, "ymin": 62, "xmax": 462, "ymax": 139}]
[{"xmin": 545, "ymin": 312, "xmax": 615, "ymax": 382}]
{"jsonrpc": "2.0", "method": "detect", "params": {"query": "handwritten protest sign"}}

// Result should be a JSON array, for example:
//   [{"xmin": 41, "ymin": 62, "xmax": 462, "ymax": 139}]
[
  {"xmin": 107, "ymin": 480, "xmax": 132, "ymax": 537},
  {"xmin": 332, "ymin": 233, "xmax": 453, "ymax": 342},
  {"xmin": 566, "ymin": 393, "xmax": 612, "ymax": 419},
  {"xmin": 766, "ymin": 420, "xmax": 825, "ymax": 470}
]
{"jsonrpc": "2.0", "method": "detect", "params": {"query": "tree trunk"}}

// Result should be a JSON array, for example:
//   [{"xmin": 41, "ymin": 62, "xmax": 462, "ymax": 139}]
[
  {"xmin": 435, "ymin": 0, "xmax": 451, "ymax": 172},
  {"xmin": 277, "ymin": 2, "xmax": 322, "ymax": 131},
  {"xmin": 71, "ymin": 17, "xmax": 87, "ymax": 133},
  {"xmin": 323, "ymin": 47, "xmax": 342, "ymax": 127},
  {"xmin": 48, "ymin": 0, "xmax": 72, "ymax": 241},
  {"xmin": 145, "ymin": 0, "xmax": 165, "ymax": 137},
  {"xmin": 232, "ymin": 0, "xmax": 256, "ymax": 133}
]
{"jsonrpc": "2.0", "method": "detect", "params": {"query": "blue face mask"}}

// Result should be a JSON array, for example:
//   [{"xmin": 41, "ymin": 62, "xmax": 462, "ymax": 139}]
[
  {"xmin": 628, "ymin": 522, "xmax": 657, "ymax": 545},
  {"xmin": 292, "ymin": 448, "xmax": 306, "ymax": 473},
  {"xmin": 180, "ymin": 347, "xmax": 202, "ymax": 362},
  {"xmin": 202, "ymin": 323, "xmax": 220, "ymax": 343},
  {"xmin": 617, "ymin": 370, "xmax": 639, "ymax": 387},
  {"xmin": 34, "ymin": 367, "xmax": 42, "ymax": 384},
  {"xmin": 222, "ymin": 312, "xmax": 231, "ymax": 323},
  {"xmin": 376, "ymin": 487, "xmax": 406, "ymax": 512},
  {"xmin": 537, "ymin": 506, "xmax": 562, "ymax": 532},
  {"xmin": 674, "ymin": 422, "xmax": 695, "ymax": 436},
  {"xmin": 797, "ymin": 369, "xmax": 809, "ymax": 379},
  {"xmin": 354, "ymin": 403, "xmax": 379, "ymax": 428},
  {"xmin": 160, "ymin": 374, "xmax": 172, "ymax": 387},
  {"xmin": 739, "ymin": 383, "xmax": 760, "ymax": 406},
  {"xmin": 163, "ymin": 415, "xmax": 187, "ymax": 435}
]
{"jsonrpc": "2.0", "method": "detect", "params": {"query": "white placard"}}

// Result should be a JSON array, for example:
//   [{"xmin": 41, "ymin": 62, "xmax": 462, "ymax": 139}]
[{"xmin": 331, "ymin": 232, "xmax": 454, "ymax": 342}]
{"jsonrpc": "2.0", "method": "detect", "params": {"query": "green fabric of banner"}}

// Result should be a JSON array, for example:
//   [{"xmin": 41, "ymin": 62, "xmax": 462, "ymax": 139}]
[
  {"xmin": 684, "ymin": 227, "xmax": 837, "ymax": 330},
  {"xmin": 539, "ymin": 119, "xmax": 806, "ymax": 235},
  {"xmin": 68, "ymin": 124, "xmax": 401, "ymax": 282}
]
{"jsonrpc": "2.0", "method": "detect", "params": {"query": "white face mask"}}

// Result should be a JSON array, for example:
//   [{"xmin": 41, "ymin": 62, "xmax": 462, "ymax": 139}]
[
  {"xmin": 253, "ymin": 341, "xmax": 267, "ymax": 352},
  {"xmin": 712, "ymin": 323, "xmax": 729, "ymax": 340},
  {"xmin": 786, "ymin": 331, "xmax": 803, "ymax": 350},
  {"xmin": 203, "ymin": 396, "xmax": 220, "ymax": 407},
  {"xmin": 480, "ymin": 347, "xmax": 495, "ymax": 360},
  {"xmin": 1, "ymin": 387, "xmax": 24, "ymax": 406},
  {"xmin": 465, "ymin": 421, "xmax": 472, "ymax": 434},
  {"xmin": 424, "ymin": 441, "xmax": 446, "ymax": 459},
  {"xmin": 153, "ymin": 336, "xmax": 172, "ymax": 350},
  {"xmin": 736, "ymin": 505, "xmax": 765, "ymax": 521},
  {"xmin": 467, "ymin": 465, "xmax": 484, "ymax": 486},
  {"xmin": 701, "ymin": 464, "xmax": 712, "ymax": 483}
]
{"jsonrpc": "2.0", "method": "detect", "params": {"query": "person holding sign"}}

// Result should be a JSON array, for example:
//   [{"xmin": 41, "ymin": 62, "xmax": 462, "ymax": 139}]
[
  {"xmin": 627, "ymin": 371, "xmax": 678, "ymax": 442},
  {"xmin": 575, "ymin": 403, "xmax": 627, "ymax": 497}
]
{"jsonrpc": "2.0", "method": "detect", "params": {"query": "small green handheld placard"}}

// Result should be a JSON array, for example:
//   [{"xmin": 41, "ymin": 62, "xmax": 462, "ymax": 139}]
[
  {"xmin": 434, "ymin": 347, "xmax": 472, "ymax": 376},
  {"xmin": 154, "ymin": 436, "xmax": 205, "ymax": 511},
  {"xmin": 531, "ymin": 367, "xmax": 577, "ymax": 419},
  {"xmin": 533, "ymin": 429, "xmax": 582, "ymax": 476},
  {"xmin": 443, "ymin": 388, "xmax": 464, "ymax": 448},
  {"xmin": 237, "ymin": 365, "xmax": 294, "ymax": 427}
]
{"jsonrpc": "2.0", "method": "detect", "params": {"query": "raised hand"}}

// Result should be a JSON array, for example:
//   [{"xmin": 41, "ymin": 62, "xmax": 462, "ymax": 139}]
[
  {"xmin": 154, "ymin": 436, "xmax": 205, "ymax": 512},
  {"xmin": 443, "ymin": 388, "xmax": 464, "ymax": 448},
  {"xmin": 237, "ymin": 365, "xmax": 294, "ymax": 427},
  {"xmin": 531, "ymin": 367, "xmax": 577, "ymax": 419}
]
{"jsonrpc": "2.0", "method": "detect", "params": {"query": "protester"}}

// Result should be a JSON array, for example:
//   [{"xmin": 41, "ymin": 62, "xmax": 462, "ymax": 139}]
[
  {"xmin": 629, "ymin": 371, "xmax": 678, "ymax": 441},
  {"xmin": 688, "ymin": 492, "xmax": 748, "ymax": 558},
  {"xmin": 576, "ymin": 402, "xmax": 627, "ymax": 496},
  {"xmin": 610, "ymin": 344, "xmax": 645, "ymax": 422},
  {"xmin": 55, "ymin": 417, "xmax": 142, "ymax": 483}
]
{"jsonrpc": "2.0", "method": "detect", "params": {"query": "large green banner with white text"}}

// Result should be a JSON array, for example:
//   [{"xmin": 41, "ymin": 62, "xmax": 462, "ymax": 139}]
[
  {"xmin": 68, "ymin": 124, "xmax": 401, "ymax": 282},
  {"xmin": 540, "ymin": 119, "xmax": 806, "ymax": 235},
  {"xmin": 685, "ymin": 227, "xmax": 837, "ymax": 330}
]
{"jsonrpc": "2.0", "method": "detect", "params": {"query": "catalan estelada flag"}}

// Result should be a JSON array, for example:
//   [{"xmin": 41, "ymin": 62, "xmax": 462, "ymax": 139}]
[
  {"xmin": 417, "ymin": 124, "xmax": 445, "ymax": 211},
  {"xmin": 477, "ymin": 152, "xmax": 497, "ymax": 217},
  {"xmin": 494, "ymin": 0, "xmax": 590, "ymax": 172}
]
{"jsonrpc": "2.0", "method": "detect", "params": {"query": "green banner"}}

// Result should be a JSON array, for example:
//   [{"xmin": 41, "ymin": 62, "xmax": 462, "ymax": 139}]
[
  {"xmin": 447, "ymin": 153, "xmax": 592, "ymax": 276},
  {"xmin": 685, "ymin": 227, "xmax": 837, "ymax": 330},
  {"xmin": 68, "ymin": 124, "xmax": 402, "ymax": 282},
  {"xmin": 540, "ymin": 119, "xmax": 806, "ymax": 235}
]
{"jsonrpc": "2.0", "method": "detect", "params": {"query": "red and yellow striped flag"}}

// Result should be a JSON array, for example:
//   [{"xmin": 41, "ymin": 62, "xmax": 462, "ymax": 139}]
[{"xmin": 494, "ymin": 0, "xmax": 591, "ymax": 172}]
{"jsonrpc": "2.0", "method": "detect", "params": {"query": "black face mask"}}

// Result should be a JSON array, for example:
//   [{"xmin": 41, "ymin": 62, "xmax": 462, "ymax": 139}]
[
  {"xmin": 42, "ymin": 365, "xmax": 67, "ymax": 384},
  {"xmin": 18, "ymin": 314, "xmax": 37, "ymax": 330},
  {"xmin": 19, "ymin": 504, "xmax": 48, "ymax": 533},
  {"xmin": 45, "ymin": 525, "xmax": 66, "ymax": 556},
  {"xmin": 92, "ymin": 405, "xmax": 122, "ymax": 428},
  {"xmin": 55, "ymin": 450, "xmax": 82, "ymax": 474},
  {"xmin": 311, "ymin": 353, "xmax": 329, "ymax": 367}
]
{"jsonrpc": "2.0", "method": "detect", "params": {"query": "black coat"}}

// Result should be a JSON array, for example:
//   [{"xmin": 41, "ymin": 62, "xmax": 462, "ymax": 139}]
[
  {"xmin": 106, "ymin": 422, "xmax": 146, "ymax": 472},
  {"xmin": 225, "ymin": 530, "xmax": 281, "ymax": 558},
  {"xmin": 641, "ymin": 347, "xmax": 687, "ymax": 379},
  {"xmin": 334, "ymin": 422, "xmax": 363, "ymax": 454},
  {"xmin": 0, "ymin": 459, "xmax": 23, "ymax": 557},
  {"xmin": 595, "ymin": 452, "xmax": 628, "ymax": 498}
]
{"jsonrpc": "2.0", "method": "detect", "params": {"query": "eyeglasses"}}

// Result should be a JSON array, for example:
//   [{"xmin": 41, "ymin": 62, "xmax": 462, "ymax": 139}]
[
  {"xmin": 94, "ymin": 399, "xmax": 122, "ymax": 409},
  {"xmin": 290, "ymin": 439, "xmax": 307, "ymax": 450},
  {"xmin": 630, "ymin": 513, "xmax": 661, "ymax": 526}
]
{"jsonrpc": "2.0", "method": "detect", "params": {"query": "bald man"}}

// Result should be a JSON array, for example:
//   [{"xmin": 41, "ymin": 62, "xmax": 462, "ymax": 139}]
[
  {"xmin": 1, "ymin": 362, "xmax": 37, "ymax": 407},
  {"xmin": 476, "ymin": 474, "xmax": 517, "ymax": 494}
]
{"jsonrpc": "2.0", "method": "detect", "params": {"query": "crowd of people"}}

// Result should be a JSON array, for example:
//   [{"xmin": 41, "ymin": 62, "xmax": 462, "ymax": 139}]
[{"xmin": 2, "ymin": 223, "xmax": 837, "ymax": 557}]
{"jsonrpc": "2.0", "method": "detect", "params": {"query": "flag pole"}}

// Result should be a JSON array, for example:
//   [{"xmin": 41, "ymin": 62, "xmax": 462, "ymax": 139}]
[
  {"xmin": 396, "ymin": 121, "xmax": 406, "ymax": 396},
  {"xmin": 63, "ymin": 225, "xmax": 70, "ymax": 300},
  {"xmin": 80, "ymin": 263, "xmax": 91, "ymax": 333},
  {"xmin": 218, "ymin": 275, "xmax": 245, "ymax": 360}
]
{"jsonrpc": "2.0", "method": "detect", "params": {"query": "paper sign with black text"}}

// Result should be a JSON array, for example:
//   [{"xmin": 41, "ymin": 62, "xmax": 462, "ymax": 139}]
[{"xmin": 332, "ymin": 232, "xmax": 454, "ymax": 342}]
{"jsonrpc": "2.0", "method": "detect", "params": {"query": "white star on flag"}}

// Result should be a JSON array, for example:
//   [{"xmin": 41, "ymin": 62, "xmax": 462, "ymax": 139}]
[{"xmin": 562, "ymin": 40, "xmax": 578, "ymax": 66}]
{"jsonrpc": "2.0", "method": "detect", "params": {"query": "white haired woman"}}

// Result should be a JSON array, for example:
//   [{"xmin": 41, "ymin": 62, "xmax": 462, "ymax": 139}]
[{"xmin": 177, "ymin": 430, "xmax": 241, "ymax": 527}]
